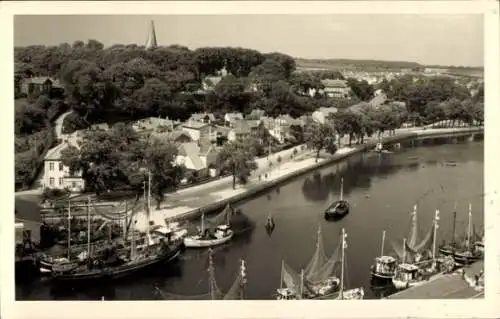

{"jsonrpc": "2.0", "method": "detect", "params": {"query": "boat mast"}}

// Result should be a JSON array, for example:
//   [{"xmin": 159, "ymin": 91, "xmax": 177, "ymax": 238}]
[
  {"xmin": 432, "ymin": 209, "xmax": 440, "ymax": 267},
  {"xmin": 340, "ymin": 228, "xmax": 347, "ymax": 300},
  {"xmin": 124, "ymin": 201, "xmax": 128, "ymax": 238},
  {"xmin": 300, "ymin": 269, "xmax": 304, "ymax": 298},
  {"xmin": 240, "ymin": 259, "xmax": 247, "ymax": 300},
  {"xmin": 201, "ymin": 213, "xmax": 205, "ymax": 234},
  {"xmin": 402, "ymin": 237, "xmax": 406, "ymax": 263},
  {"xmin": 87, "ymin": 196, "xmax": 91, "ymax": 258},
  {"xmin": 67, "ymin": 198, "xmax": 71, "ymax": 260},
  {"xmin": 451, "ymin": 202, "xmax": 457, "ymax": 247},
  {"xmin": 466, "ymin": 203, "xmax": 472, "ymax": 250},
  {"xmin": 280, "ymin": 260, "xmax": 284, "ymax": 289},
  {"xmin": 208, "ymin": 249, "xmax": 217, "ymax": 300},
  {"xmin": 131, "ymin": 217, "xmax": 136, "ymax": 260},
  {"xmin": 339, "ymin": 178, "xmax": 344, "ymax": 201},
  {"xmin": 380, "ymin": 230, "xmax": 386, "ymax": 256},
  {"xmin": 147, "ymin": 170, "xmax": 152, "ymax": 242}
]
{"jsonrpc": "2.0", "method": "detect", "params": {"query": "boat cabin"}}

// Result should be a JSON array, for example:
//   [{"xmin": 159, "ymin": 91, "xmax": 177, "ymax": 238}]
[
  {"xmin": 215, "ymin": 225, "xmax": 231, "ymax": 236},
  {"xmin": 276, "ymin": 288, "xmax": 297, "ymax": 300},
  {"xmin": 373, "ymin": 256, "xmax": 397, "ymax": 276},
  {"xmin": 474, "ymin": 241, "xmax": 484, "ymax": 254},
  {"xmin": 394, "ymin": 263, "xmax": 420, "ymax": 282}
]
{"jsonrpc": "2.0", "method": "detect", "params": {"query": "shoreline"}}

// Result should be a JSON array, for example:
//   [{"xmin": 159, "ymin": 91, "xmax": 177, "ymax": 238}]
[{"xmin": 136, "ymin": 126, "xmax": 483, "ymax": 229}]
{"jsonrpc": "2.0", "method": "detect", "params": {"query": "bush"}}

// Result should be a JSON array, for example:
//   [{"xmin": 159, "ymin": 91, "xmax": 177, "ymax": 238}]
[
  {"xmin": 42, "ymin": 187, "xmax": 70, "ymax": 201},
  {"xmin": 62, "ymin": 112, "xmax": 88, "ymax": 134},
  {"xmin": 15, "ymin": 127, "xmax": 57, "ymax": 191}
]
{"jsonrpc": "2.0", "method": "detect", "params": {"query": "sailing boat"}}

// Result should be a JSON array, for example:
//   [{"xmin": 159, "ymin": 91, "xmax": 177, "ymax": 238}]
[
  {"xmin": 334, "ymin": 228, "xmax": 364, "ymax": 300},
  {"xmin": 370, "ymin": 230, "xmax": 398, "ymax": 281},
  {"xmin": 40, "ymin": 198, "xmax": 94, "ymax": 274},
  {"xmin": 324, "ymin": 177, "xmax": 350, "ymax": 219},
  {"xmin": 453, "ymin": 204, "xmax": 482, "ymax": 266},
  {"xmin": 156, "ymin": 249, "xmax": 247, "ymax": 300},
  {"xmin": 184, "ymin": 204, "xmax": 234, "ymax": 248},
  {"xmin": 52, "ymin": 171, "xmax": 185, "ymax": 282},
  {"xmin": 276, "ymin": 226, "xmax": 341, "ymax": 299},
  {"xmin": 392, "ymin": 209, "xmax": 455, "ymax": 290},
  {"xmin": 439, "ymin": 203, "xmax": 458, "ymax": 257}
]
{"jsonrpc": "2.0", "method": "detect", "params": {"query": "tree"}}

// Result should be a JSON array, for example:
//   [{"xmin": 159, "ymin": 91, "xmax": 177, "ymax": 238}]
[
  {"xmin": 216, "ymin": 141, "xmax": 258, "ymax": 189},
  {"xmin": 304, "ymin": 121, "xmax": 337, "ymax": 162},
  {"xmin": 346, "ymin": 78, "xmax": 375, "ymax": 101},
  {"xmin": 288, "ymin": 124, "xmax": 304, "ymax": 144},
  {"xmin": 144, "ymin": 138, "xmax": 184, "ymax": 209}
]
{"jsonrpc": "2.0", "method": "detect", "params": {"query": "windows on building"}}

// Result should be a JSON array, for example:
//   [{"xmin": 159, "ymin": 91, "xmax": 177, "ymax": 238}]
[
  {"xmin": 59, "ymin": 162, "xmax": 64, "ymax": 171},
  {"xmin": 49, "ymin": 162, "xmax": 54, "ymax": 171},
  {"xmin": 49, "ymin": 177, "xmax": 54, "ymax": 186},
  {"xmin": 59, "ymin": 177, "xmax": 63, "ymax": 186},
  {"xmin": 72, "ymin": 182, "xmax": 77, "ymax": 188}
]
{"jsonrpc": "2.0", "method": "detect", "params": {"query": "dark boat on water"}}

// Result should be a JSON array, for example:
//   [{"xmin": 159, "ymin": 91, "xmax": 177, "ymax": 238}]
[
  {"xmin": 52, "ymin": 170, "xmax": 186, "ymax": 283},
  {"xmin": 325, "ymin": 178, "xmax": 350, "ymax": 220},
  {"xmin": 52, "ymin": 239, "xmax": 185, "ymax": 282}
]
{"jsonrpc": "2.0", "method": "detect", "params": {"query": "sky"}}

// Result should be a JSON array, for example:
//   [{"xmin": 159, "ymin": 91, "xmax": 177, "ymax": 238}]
[{"xmin": 14, "ymin": 14, "xmax": 484, "ymax": 67}]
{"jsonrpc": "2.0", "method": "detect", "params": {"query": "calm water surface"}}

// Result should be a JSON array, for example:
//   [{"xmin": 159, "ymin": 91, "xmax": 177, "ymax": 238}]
[{"xmin": 16, "ymin": 134, "xmax": 484, "ymax": 300}]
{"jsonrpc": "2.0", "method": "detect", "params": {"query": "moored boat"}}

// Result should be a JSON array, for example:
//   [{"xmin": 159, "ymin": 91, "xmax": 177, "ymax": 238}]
[
  {"xmin": 370, "ymin": 231, "xmax": 398, "ymax": 280},
  {"xmin": 324, "ymin": 178, "xmax": 349, "ymax": 220},
  {"xmin": 452, "ymin": 204, "xmax": 483, "ymax": 266},
  {"xmin": 184, "ymin": 205, "xmax": 234, "ymax": 248},
  {"xmin": 156, "ymin": 248, "xmax": 247, "ymax": 300}
]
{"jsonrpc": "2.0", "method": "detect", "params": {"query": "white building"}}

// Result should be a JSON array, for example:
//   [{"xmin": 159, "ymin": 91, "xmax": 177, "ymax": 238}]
[
  {"xmin": 42, "ymin": 142, "xmax": 85, "ymax": 193},
  {"xmin": 312, "ymin": 107, "xmax": 338, "ymax": 124}
]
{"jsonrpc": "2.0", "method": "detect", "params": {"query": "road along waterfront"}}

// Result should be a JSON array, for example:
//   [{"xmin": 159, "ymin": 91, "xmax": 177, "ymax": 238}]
[{"xmin": 16, "ymin": 131, "xmax": 484, "ymax": 300}]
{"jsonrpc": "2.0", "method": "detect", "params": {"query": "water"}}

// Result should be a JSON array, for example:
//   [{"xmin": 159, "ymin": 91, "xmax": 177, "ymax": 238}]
[{"xmin": 16, "ymin": 133, "xmax": 484, "ymax": 300}]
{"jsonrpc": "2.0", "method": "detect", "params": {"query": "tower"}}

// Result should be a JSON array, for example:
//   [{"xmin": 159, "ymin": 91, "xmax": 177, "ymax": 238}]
[{"xmin": 145, "ymin": 20, "xmax": 158, "ymax": 50}]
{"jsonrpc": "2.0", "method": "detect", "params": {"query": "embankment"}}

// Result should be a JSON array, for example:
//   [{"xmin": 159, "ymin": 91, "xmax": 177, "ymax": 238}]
[{"xmin": 167, "ymin": 127, "xmax": 483, "ymax": 223}]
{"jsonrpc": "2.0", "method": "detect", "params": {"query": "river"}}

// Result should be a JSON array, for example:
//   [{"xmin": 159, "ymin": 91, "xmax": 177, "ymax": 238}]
[{"xmin": 16, "ymin": 133, "xmax": 484, "ymax": 300}]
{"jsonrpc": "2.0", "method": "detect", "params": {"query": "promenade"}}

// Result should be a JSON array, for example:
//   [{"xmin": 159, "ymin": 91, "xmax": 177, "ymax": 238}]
[{"xmin": 131, "ymin": 126, "xmax": 483, "ymax": 230}]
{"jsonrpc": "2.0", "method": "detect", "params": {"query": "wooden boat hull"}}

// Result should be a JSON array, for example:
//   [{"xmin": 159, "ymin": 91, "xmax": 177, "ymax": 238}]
[
  {"xmin": 324, "ymin": 200, "xmax": 350, "ymax": 220},
  {"xmin": 453, "ymin": 252, "xmax": 481, "ymax": 266},
  {"xmin": 371, "ymin": 271, "xmax": 395, "ymax": 280},
  {"xmin": 184, "ymin": 231, "xmax": 234, "ymax": 248},
  {"xmin": 438, "ymin": 246, "xmax": 455, "ymax": 257},
  {"xmin": 52, "ymin": 243, "xmax": 184, "ymax": 282}
]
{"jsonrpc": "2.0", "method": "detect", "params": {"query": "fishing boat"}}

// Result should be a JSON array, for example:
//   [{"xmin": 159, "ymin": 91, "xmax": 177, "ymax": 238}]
[
  {"xmin": 276, "ymin": 226, "xmax": 341, "ymax": 299},
  {"xmin": 392, "ymin": 209, "xmax": 455, "ymax": 290},
  {"xmin": 184, "ymin": 205, "xmax": 234, "ymax": 248},
  {"xmin": 156, "ymin": 249, "xmax": 247, "ymax": 300},
  {"xmin": 439, "ymin": 204, "xmax": 458, "ymax": 257},
  {"xmin": 453, "ymin": 204, "xmax": 482, "ymax": 266},
  {"xmin": 277, "ymin": 228, "xmax": 364, "ymax": 300},
  {"xmin": 39, "ymin": 197, "xmax": 99, "ymax": 274},
  {"xmin": 52, "ymin": 170, "xmax": 185, "ymax": 282},
  {"xmin": 332, "ymin": 228, "xmax": 364, "ymax": 300},
  {"xmin": 370, "ymin": 230, "xmax": 398, "ymax": 280},
  {"xmin": 324, "ymin": 177, "xmax": 349, "ymax": 220}
]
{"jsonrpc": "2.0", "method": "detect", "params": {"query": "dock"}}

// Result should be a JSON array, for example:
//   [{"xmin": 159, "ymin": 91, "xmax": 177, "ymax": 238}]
[{"xmin": 388, "ymin": 261, "xmax": 484, "ymax": 299}]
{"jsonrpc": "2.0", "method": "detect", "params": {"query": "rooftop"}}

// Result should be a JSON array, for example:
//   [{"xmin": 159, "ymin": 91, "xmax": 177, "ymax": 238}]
[
  {"xmin": 321, "ymin": 79, "xmax": 348, "ymax": 88},
  {"xmin": 182, "ymin": 121, "xmax": 209, "ymax": 130}
]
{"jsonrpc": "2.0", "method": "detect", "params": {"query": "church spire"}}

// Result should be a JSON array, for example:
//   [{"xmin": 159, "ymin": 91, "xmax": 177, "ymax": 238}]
[{"xmin": 145, "ymin": 20, "xmax": 158, "ymax": 50}]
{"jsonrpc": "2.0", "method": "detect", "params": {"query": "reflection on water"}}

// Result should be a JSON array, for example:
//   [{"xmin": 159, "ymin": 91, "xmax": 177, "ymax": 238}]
[{"xmin": 17, "ymin": 133, "xmax": 483, "ymax": 300}]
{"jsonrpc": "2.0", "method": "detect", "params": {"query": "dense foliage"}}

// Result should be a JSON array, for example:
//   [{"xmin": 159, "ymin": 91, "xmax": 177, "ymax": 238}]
[
  {"xmin": 60, "ymin": 123, "xmax": 184, "ymax": 207},
  {"xmin": 14, "ymin": 40, "xmax": 484, "ymax": 194}
]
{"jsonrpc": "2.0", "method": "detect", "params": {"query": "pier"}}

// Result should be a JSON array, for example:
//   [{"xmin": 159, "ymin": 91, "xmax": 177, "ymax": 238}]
[{"xmin": 388, "ymin": 261, "xmax": 484, "ymax": 299}]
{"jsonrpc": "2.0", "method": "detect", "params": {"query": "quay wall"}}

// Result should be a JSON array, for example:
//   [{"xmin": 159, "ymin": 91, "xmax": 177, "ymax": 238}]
[{"xmin": 167, "ymin": 127, "xmax": 483, "ymax": 222}]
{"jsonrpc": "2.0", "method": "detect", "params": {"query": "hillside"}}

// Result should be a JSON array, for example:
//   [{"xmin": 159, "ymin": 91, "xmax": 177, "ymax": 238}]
[{"xmin": 295, "ymin": 58, "xmax": 423, "ymax": 71}]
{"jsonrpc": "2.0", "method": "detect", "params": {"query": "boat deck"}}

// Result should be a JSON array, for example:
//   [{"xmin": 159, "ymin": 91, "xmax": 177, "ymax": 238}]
[{"xmin": 388, "ymin": 261, "xmax": 484, "ymax": 299}]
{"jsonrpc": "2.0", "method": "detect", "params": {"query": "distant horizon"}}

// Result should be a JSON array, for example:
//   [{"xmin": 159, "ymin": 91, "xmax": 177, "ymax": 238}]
[{"xmin": 14, "ymin": 15, "xmax": 484, "ymax": 68}]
